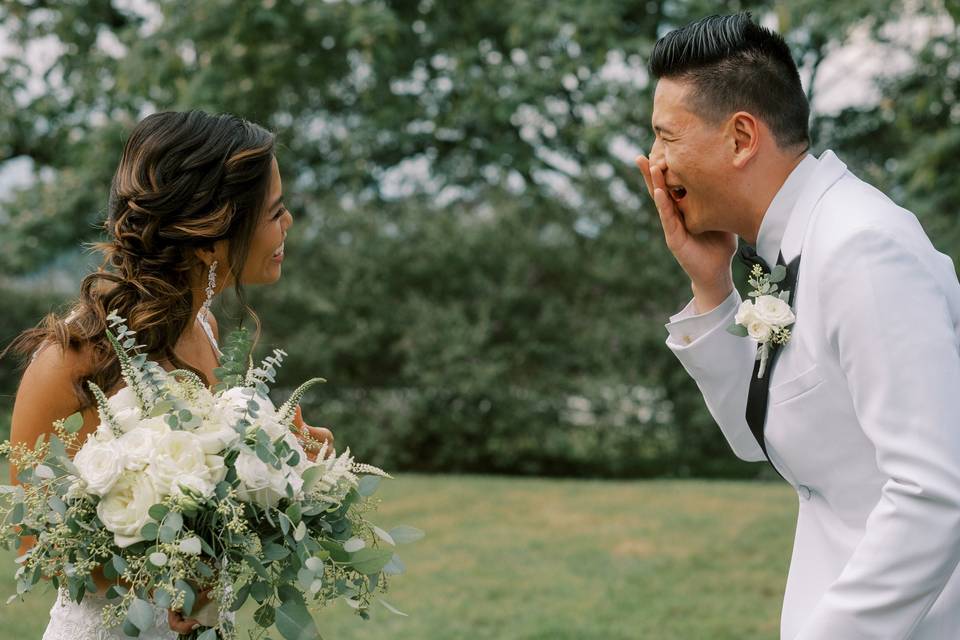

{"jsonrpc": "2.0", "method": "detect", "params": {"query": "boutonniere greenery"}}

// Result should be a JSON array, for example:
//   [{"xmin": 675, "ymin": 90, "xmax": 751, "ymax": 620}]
[{"xmin": 726, "ymin": 264, "xmax": 796, "ymax": 378}]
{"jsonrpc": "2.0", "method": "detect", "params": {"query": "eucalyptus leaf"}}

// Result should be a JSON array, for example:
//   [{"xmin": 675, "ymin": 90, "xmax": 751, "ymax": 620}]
[
  {"xmin": 389, "ymin": 525, "xmax": 425, "ymax": 545},
  {"xmin": 297, "ymin": 567, "xmax": 314, "ymax": 591},
  {"xmin": 382, "ymin": 553, "xmax": 406, "ymax": 576},
  {"xmin": 380, "ymin": 599, "xmax": 409, "ymax": 617},
  {"xmin": 122, "ymin": 619, "xmax": 141, "ymax": 638},
  {"xmin": 174, "ymin": 579, "xmax": 196, "ymax": 617},
  {"xmin": 726, "ymin": 324, "xmax": 749, "ymax": 338},
  {"xmin": 229, "ymin": 584, "xmax": 250, "ymax": 611},
  {"xmin": 163, "ymin": 511, "xmax": 183, "ymax": 532},
  {"xmin": 301, "ymin": 466, "xmax": 323, "ymax": 493},
  {"xmin": 148, "ymin": 504, "xmax": 169, "ymax": 521},
  {"xmin": 348, "ymin": 548, "xmax": 393, "ymax": 574},
  {"xmin": 245, "ymin": 555, "xmax": 270, "ymax": 581},
  {"xmin": 153, "ymin": 589, "xmax": 172, "ymax": 609},
  {"xmin": 293, "ymin": 520, "xmax": 307, "ymax": 542},
  {"xmin": 263, "ymin": 542, "xmax": 290, "ymax": 561},
  {"xmin": 106, "ymin": 584, "xmax": 127, "ymax": 600},
  {"xmin": 275, "ymin": 597, "xmax": 321, "ymax": 640},
  {"xmin": 254, "ymin": 602, "xmax": 276, "ymax": 628},
  {"xmin": 128, "ymin": 598, "xmax": 155, "ymax": 631},
  {"xmin": 282, "ymin": 498, "xmax": 302, "ymax": 528},
  {"xmin": 343, "ymin": 537, "xmax": 366, "ymax": 553},
  {"xmin": 63, "ymin": 412, "xmax": 84, "ymax": 434},
  {"xmin": 372, "ymin": 525, "xmax": 395, "ymax": 546},
  {"xmin": 112, "ymin": 554, "xmax": 128, "ymax": 575},
  {"xmin": 357, "ymin": 475, "xmax": 381, "ymax": 497},
  {"xmin": 250, "ymin": 580, "xmax": 271, "ymax": 604}
]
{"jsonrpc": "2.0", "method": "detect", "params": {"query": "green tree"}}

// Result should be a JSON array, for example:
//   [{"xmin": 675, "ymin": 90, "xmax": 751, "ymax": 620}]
[{"xmin": 1, "ymin": 0, "xmax": 953, "ymax": 476}]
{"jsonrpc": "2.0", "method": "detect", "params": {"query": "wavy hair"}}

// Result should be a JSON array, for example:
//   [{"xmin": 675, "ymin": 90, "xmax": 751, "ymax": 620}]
[{"xmin": 4, "ymin": 110, "xmax": 276, "ymax": 409}]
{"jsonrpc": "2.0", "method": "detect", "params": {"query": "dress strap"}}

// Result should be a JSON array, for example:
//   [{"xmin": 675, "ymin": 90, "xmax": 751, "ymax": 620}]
[{"xmin": 196, "ymin": 312, "xmax": 224, "ymax": 360}]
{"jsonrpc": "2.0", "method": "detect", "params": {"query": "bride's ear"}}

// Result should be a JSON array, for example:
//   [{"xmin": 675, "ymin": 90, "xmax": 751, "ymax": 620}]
[
  {"xmin": 194, "ymin": 240, "xmax": 228, "ymax": 268},
  {"xmin": 727, "ymin": 111, "xmax": 761, "ymax": 168}
]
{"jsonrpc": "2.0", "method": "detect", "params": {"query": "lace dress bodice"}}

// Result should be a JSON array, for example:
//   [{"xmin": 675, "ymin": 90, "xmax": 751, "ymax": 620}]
[{"xmin": 42, "ymin": 591, "xmax": 174, "ymax": 640}]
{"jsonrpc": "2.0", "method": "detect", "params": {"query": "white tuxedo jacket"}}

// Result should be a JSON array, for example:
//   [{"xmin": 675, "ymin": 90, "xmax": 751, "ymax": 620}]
[{"xmin": 666, "ymin": 151, "xmax": 960, "ymax": 639}]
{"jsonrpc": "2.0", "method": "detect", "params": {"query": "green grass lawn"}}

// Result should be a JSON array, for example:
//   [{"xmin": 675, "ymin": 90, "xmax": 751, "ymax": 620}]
[{"xmin": 0, "ymin": 475, "xmax": 797, "ymax": 639}]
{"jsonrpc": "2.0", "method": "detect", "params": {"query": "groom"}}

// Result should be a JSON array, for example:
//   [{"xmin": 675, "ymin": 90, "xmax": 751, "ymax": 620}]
[{"xmin": 637, "ymin": 13, "xmax": 960, "ymax": 639}]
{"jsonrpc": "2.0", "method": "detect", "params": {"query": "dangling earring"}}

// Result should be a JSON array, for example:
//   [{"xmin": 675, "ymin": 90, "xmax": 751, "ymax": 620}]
[{"xmin": 200, "ymin": 260, "xmax": 218, "ymax": 321}]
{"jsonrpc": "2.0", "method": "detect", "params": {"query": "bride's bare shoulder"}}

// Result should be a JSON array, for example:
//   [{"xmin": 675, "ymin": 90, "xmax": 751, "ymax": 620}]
[{"xmin": 9, "ymin": 340, "xmax": 95, "ymax": 448}]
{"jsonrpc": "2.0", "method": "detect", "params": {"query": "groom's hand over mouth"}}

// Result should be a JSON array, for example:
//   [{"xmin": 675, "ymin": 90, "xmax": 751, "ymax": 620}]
[{"xmin": 635, "ymin": 154, "xmax": 736, "ymax": 314}]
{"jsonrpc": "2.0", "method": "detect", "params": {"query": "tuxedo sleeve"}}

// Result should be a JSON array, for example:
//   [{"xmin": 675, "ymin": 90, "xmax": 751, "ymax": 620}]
[
  {"xmin": 796, "ymin": 228, "xmax": 960, "ymax": 639},
  {"xmin": 664, "ymin": 289, "xmax": 766, "ymax": 462}
]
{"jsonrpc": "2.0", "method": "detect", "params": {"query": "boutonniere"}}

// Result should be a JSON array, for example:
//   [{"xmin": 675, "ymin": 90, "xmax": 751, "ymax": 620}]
[{"xmin": 726, "ymin": 263, "xmax": 796, "ymax": 378}]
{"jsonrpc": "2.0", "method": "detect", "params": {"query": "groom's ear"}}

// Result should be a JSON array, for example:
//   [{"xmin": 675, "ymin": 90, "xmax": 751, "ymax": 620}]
[{"xmin": 727, "ymin": 111, "xmax": 761, "ymax": 168}]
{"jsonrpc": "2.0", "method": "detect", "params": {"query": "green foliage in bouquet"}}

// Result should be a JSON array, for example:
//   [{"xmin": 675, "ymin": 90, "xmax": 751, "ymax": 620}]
[{"xmin": 0, "ymin": 313, "xmax": 422, "ymax": 640}]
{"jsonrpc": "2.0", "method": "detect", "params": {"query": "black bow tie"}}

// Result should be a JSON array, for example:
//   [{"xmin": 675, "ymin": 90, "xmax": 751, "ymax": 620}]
[
  {"xmin": 737, "ymin": 244, "xmax": 772, "ymax": 274},
  {"xmin": 737, "ymin": 244, "xmax": 800, "ymax": 297}
]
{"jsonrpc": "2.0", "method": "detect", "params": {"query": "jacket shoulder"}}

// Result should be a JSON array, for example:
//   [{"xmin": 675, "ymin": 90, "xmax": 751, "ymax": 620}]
[{"xmin": 807, "ymin": 172, "xmax": 931, "ymax": 261}]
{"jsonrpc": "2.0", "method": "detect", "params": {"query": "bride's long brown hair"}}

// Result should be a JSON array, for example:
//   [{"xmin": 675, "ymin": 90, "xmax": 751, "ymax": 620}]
[{"xmin": 4, "ymin": 110, "xmax": 276, "ymax": 409}]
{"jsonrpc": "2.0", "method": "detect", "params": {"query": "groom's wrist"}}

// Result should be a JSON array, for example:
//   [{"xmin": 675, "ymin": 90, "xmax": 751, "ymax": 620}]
[{"xmin": 690, "ymin": 277, "xmax": 734, "ymax": 315}]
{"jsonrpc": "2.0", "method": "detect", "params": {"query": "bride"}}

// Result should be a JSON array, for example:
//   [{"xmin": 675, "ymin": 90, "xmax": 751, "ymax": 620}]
[{"xmin": 5, "ymin": 110, "xmax": 334, "ymax": 638}]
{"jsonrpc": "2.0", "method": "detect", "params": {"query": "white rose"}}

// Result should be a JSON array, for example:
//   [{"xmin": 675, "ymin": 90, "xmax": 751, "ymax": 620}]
[
  {"xmin": 734, "ymin": 300, "xmax": 758, "ymax": 327},
  {"xmin": 117, "ymin": 418, "xmax": 170, "ymax": 471},
  {"xmin": 747, "ymin": 320, "xmax": 773, "ymax": 342},
  {"xmin": 106, "ymin": 387, "xmax": 146, "ymax": 434},
  {"xmin": 147, "ymin": 430, "xmax": 213, "ymax": 497},
  {"xmin": 97, "ymin": 472, "xmax": 158, "ymax": 548},
  {"xmin": 192, "ymin": 419, "xmax": 241, "ymax": 455},
  {"xmin": 95, "ymin": 421, "xmax": 116, "ymax": 442},
  {"xmin": 64, "ymin": 476, "xmax": 88, "ymax": 502},
  {"xmin": 753, "ymin": 294, "xmax": 796, "ymax": 328},
  {"xmin": 170, "ymin": 384, "xmax": 216, "ymax": 429},
  {"xmin": 215, "ymin": 388, "xmax": 277, "ymax": 426},
  {"xmin": 259, "ymin": 415, "xmax": 289, "ymax": 442},
  {"xmin": 74, "ymin": 438, "xmax": 125, "ymax": 497},
  {"xmin": 107, "ymin": 386, "xmax": 138, "ymax": 412},
  {"xmin": 205, "ymin": 454, "xmax": 228, "ymax": 485},
  {"xmin": 172, "ymin": 474, "xmax": 215, "ymax": 500},
  {"xmin": 234, "ymin": 450, "xmax": 299, "ymax": 508}
]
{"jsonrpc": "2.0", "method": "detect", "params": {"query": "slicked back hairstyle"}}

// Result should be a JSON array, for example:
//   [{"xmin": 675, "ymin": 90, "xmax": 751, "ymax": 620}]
[{"xmin": 650, "ymin": 13, "xmax": 810, "ymax": 150}]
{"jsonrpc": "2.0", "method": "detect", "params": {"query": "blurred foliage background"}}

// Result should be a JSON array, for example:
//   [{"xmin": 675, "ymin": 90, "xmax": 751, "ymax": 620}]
[{"xmin": 1, "ymin": 0, "xmax": 958, "ymax": 478}]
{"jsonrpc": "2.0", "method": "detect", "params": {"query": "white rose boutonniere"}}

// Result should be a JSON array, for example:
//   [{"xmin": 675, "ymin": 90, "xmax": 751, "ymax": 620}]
[{"xmin": 728, "ymin": 263, "xmax": 796, "ymax": 378}]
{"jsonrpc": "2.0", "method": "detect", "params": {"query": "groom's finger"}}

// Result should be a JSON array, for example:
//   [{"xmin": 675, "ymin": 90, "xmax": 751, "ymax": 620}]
[
  {"xmin": 650, "ymin": 164, "xmax": 685, "ymax": 248},
  {"xmin": 635, "ymin": 155, "xmax": 656, "ymax": 200}
]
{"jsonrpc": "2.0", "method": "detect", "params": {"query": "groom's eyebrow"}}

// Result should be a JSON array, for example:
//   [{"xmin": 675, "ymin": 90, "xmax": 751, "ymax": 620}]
[{"xmin": 653, "ymin": 124, "xmax": 675, "ymax": 136}]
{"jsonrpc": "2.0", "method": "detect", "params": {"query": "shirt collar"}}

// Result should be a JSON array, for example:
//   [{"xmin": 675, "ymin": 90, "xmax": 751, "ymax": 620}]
[{"xmin": 756, "ymin": 153, "xmax": 818, "ymax": 266}]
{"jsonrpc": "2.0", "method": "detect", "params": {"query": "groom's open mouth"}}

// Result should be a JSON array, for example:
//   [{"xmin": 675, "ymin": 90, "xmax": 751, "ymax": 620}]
[{"xmin": 667, "ymin": 184, "xmax": 688, "ymax": 203}]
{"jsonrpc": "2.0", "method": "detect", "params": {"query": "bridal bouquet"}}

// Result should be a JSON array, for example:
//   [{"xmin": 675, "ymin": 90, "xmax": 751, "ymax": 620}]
[{"xmin": 0, "ymin": 312, "xmax": 420, "ymax": 640}]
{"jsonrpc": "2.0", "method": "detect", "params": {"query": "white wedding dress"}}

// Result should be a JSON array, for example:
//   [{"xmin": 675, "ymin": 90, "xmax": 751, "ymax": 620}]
[
  {"xmin": 42, "ymin": 312, "xmax": 223, "ymax": 640},
  {"xmin": 42, "ymin": 591, "xmax": 175, "ymax": 640}
]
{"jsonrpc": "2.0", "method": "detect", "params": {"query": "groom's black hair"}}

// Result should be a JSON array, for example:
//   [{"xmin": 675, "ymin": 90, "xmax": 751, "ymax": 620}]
[{"xmin": 649, "ymin": 13, "xmax": 810, "ymax": 150}]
